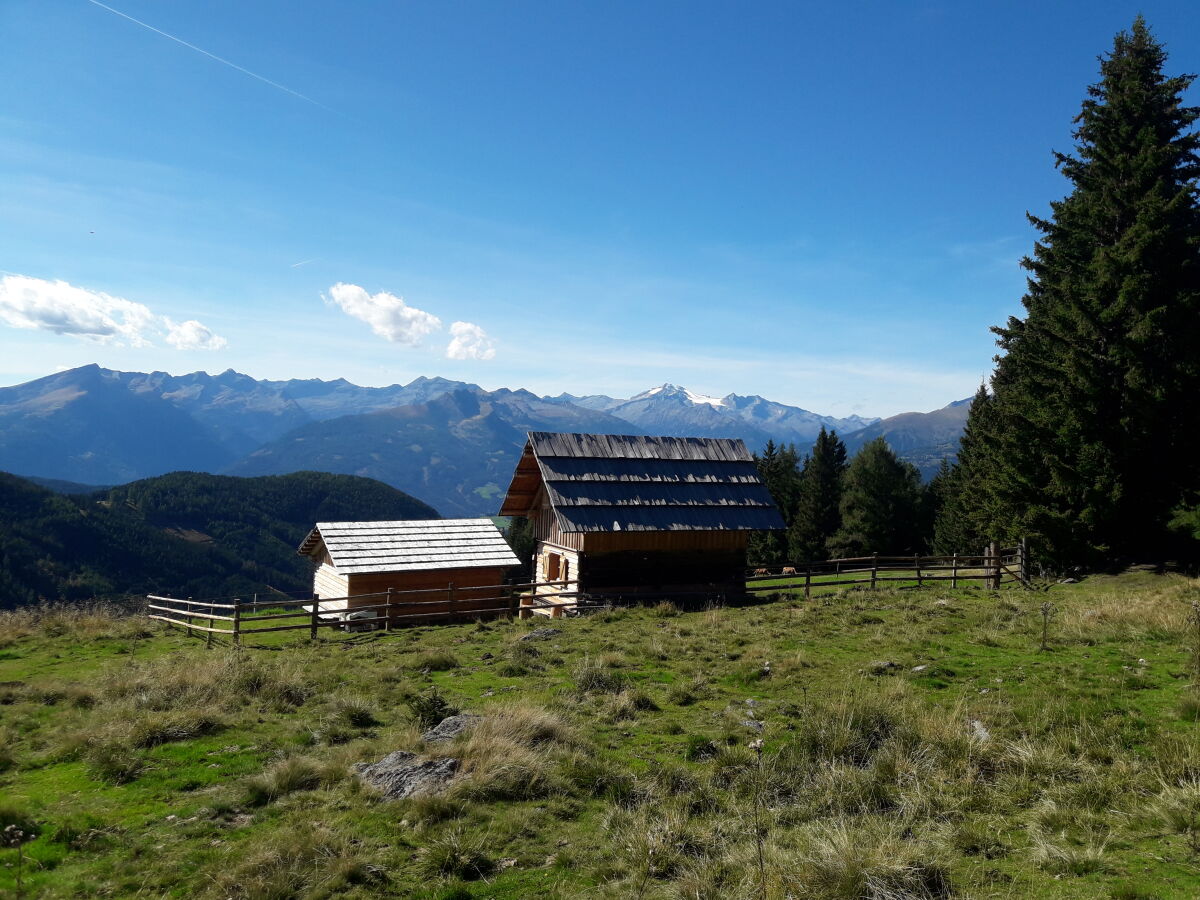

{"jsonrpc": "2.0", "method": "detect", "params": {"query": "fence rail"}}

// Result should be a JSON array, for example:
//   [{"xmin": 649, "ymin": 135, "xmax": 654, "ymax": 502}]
[
  {"xmin": 148, "ymin": 540, "xmax": 1030, "ymax": 644},
  {"xmin": 146, "ymin": 579, "xmax": 590, "ymax": 645},
  {"xmin": 745, "ymin": 540, "xmax": 1030, "ymax": 597}
]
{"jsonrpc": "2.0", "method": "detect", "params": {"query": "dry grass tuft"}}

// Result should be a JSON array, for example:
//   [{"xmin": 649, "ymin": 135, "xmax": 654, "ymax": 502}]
[
  {"xmin": 1029, "ymin": 831, "xmax": 1109, "ymax": 876},
  {"xmin": 210, "ymin": 822, "xmax": 382, "ymax": 898},
  {"xmin": 784, "ymin": 817, "xmax": 953, "ymax": 899},
  {"xmin": 243, "ymin": 756, "xmax": 326, "ymax": 806},
  {"xmin": 0, "ymin": 601, "xmax": 149, "ymax": 648}
]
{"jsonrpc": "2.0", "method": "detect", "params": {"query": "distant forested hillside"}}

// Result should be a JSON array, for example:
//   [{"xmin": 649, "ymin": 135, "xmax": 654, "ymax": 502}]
[{"xmin": 0, "ymin": 471, "xmax": 437, "ymax": 608}]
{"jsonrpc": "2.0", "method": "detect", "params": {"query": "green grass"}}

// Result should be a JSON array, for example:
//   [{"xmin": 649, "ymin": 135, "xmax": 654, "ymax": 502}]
[{"xmin": 1, "ymin": 572, "xmax": 1199, "ymax": 897}]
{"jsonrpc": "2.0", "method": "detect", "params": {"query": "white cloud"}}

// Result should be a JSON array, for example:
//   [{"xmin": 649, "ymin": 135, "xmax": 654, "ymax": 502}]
[
  {"xmin": 164, "ymin": 318, "xmax": 228, "ymax": 351},
  {"xmin": 326, "ymin": 282, "xmax": 441, "ymax": 346},
  {"xmin": 0, "ymin": 274, "xmax": 156, "ymax": 346},
  {"xmin": 445, "ymin": 321, "xmax": 496, "ymax": 361},
  {"xmin": 0, "ymin": 274, "xmax": 227, "ymax": 351}
]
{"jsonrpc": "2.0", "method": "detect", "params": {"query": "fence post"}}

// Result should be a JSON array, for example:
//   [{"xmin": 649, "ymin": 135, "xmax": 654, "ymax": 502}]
[
  {"xmin": 871, "ymin": 553, "xmax": 878, "ymax": 590},
  {"xmin": 989, "ymin": 541, "xmax": 1000, "ymax": 589},
  {"xmin": 206, "ymin": 603, "xmax": 214, "ymax": 649},
  {"xmin": 804, "ymin": 566, "xmax": 811, "ymax": 600},
  {"xmin": 1019, "ymin": 537, "xmax": 1028, "ymax": 584},
  {"xmin": 448, "ymin": 582, "xmax": 456, "ymax": 621},
  {"xmin": 310, "ymin": 596, "xmax": 319, "ymax": 641},
  {"xmin": 915, "ymin": 554, "xmax": 922, "ymax": 589},
  {"xmin": 186, "ymin": 597, "xmax": 193, "ymax": 637},
  {"xmin": 234, "ymin": 597, "xmax": 243, "ymax": 648},
  {"xmin": 385, "ymin": 587, "xmax": 393, "ymax": 632},
  {"xmin": 951, "ymin": 555, "xmax": 958, "ymax": 590}
]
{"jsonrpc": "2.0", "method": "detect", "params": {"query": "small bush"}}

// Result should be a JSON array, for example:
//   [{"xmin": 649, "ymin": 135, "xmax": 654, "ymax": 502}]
[
  {"xmin": 333, "ymin": 695, "xmax": 381, "ymax": 728},
  {"xmin": 0, "ymin": 802, "xmax": 37, "ymax": 839},
  {"xmin": 418, "ymin": 828, "xmax": 495, "ymax": 880},
  {"xmin": 574, "ymin": 658, "xmax": 627, "ymax": 695},
  {"xmin": 407, "ymin": 687, "xmax": 460, "ymax": 730},
  {"xmin": 652, "ymin": 601, "xmax": 679, "ymax": 618},
  {"xmin": 786, "ymin": 818, "xmax": 953, "ymax": 898},
  {"xmin": 562, "ymin": 753, "xmax": 636, "ymax": 802},
  {"xmin": 415, "ymin": 649, "xmax": 460, "ymax": 672},
  {"xmin": 126, "ymin": 710, "xmax": 223, "ymax": 748},
  {"xmin": 1030, "ymin": 832, "xmax": 1109, "ymax": 876},
  {"xmin": 211, "ymin": 823, "xmax": 379, "ymax": 898},
  {"xmin": 1178, "ymin": 691, "xmax": 1200, "ymax": 723},
  {"xmin": 684, "ymin": 736, "xmax": 720, "ymax": 762},
  {"xmin": 604, "ymin": 688, "xmax": 659, "ymax": 722},
  {"xmin": 667, "ymin": 676, "xmax": 709, "ymax": 706},
  {"xmin": 950, "ymin": 817, "xmax": 1007, "ymax": 859},
  {"xmin": 84, "ymin": 740, "xmax": 147, "ymax": 785},
  {"xmin": 244, "ymin": 756, "xmax": 324, "ymax": 806},
  {"xmin": 1148, "ymin": 779, "xmax": 1200, "ymax": 852},
  {"xmin": 0, "ymin": 730, "xmax": 14, "ymax": 773}
]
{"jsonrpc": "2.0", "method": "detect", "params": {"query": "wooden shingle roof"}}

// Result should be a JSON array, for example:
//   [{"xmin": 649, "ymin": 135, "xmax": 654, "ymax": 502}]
[
  {"xmin": 499, "ymin": 432, "xmax": 785, "ymax": 533},
  {"xmin": 298, "ymin": 519, "xmax": 520, "ymax": 574}
]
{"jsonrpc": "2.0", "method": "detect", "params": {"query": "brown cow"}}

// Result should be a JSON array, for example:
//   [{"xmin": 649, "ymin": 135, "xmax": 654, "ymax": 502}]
[
  {"xmin": 752, "ymin": 568, "xmax": 769, "ymax": 577},
  {"xmin": 782, "ymin": 566, "xmax": 797, "ymax": 575}
]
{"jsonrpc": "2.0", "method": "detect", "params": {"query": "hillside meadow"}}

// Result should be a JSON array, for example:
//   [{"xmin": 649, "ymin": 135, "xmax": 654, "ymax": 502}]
[{"xmin": 1, "ymin": 573, "xmax": 1199, "ymax": 898}]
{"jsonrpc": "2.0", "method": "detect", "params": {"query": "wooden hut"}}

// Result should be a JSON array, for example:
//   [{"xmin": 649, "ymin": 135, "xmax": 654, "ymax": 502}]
[
  {"xmin": 298, "ymin": 518, "xmax": 520, "ymax": 622},
  {"xmin": 498, "ymin": 432, "xmax": 784, "ymax": 602}
]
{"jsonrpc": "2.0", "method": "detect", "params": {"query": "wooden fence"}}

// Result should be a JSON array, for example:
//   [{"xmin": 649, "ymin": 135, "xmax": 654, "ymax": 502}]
[
  {"xmin": 745, "ymin": 541, "xmax": 1030, "ymax": 598},
  {"xmin": 146, "ymin": 580, "xmax": 589, "ymax": 645}
]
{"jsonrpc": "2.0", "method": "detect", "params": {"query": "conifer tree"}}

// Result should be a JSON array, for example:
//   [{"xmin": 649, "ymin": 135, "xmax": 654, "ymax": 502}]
[
  {"xmin": 788, "ymin": 427, "xmax": 847, "ymax": 561},
  {"xmin": 749, "ymin": 440, "xmax": 802, "ymax": 564},
  {"xmin": 955, "ymin": 18, "xmax": 1200, "ymax": 565},
  {"xmin": 829, "ymin": 438, "xmax": 922, "ymax": 557}
]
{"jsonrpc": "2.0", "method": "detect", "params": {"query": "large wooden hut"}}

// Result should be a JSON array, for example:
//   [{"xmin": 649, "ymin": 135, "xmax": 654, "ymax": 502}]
[
  {"xmin": 498, "ymin": 432, "xmax": 784, "ymax": 600},
  {"xmin": 298, "ymin": 518, "xmax": 520, "ymax": 622}
]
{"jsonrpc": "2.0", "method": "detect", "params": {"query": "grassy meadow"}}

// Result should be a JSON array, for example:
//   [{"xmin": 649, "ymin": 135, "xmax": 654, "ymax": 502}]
[{"xmin": 2, "ymin": 572, "xmax": 1200, "ymax": 898}]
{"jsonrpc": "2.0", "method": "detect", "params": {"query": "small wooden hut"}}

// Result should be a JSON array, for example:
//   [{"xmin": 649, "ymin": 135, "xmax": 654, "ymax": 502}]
[
  {"xmin": 298, "ymin": 518, "xmax": 520, "ymax": 622},
  {"xmin": 498, "ymin": 432, "xmax": 784, "ymax": 601}
]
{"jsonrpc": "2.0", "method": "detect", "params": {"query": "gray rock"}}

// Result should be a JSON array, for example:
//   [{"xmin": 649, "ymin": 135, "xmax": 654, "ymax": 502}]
[
  {"xmin": 353, "ymin": 751, "xmax": 459, "ymax": 799},
  {"xmin": 868, "ymin": 660, "xmax": 902, "ymax": 675},
  {"xmin": 912, "ymin": 664, "xmax": 929, "ymax": 673},
  {"xmin": 519, "ymin": 627, "xmax": 562, "ymax": 642},
  {"xmin": 969, "ymin": 719, "xmax": 991, "ymax": 743},
  {"xmin": 422, "ymin": 713, "xmax": 482, "ymax": 744},
  {"xmin": 741, "ymin": 719, "xmax": 765, "ymax": 732}
]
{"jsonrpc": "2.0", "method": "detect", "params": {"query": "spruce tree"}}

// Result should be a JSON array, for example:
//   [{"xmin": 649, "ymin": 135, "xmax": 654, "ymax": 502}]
[
  {"xmin": 829, "ymin": 438, "xmax": 922, "ymax": 557},
  {"xmin": 956, "ymin": 18, "xmax": 1200, "ymax": 565},
  {"xmin": 749, "ymin": 440, "xmax": 802, "ymax": 564},
  {"xmin": 787, "ymin": 427, "xmax": 847, "ymax": 561}
]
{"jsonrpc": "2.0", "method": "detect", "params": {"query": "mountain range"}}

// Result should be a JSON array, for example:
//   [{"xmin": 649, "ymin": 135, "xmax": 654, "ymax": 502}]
[{"xmin": 0, "ymin": 365, "xmax": 971, "ymax": 515}]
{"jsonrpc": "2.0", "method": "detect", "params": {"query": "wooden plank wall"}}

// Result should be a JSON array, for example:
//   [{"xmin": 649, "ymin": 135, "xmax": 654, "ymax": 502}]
[
  {"xmin": 314, "ymin": 564, "xmax": 349, "ymax": 607},
  {"xmin": 344, "ymin": 566, "xmax": 513, "ymax": 621}
]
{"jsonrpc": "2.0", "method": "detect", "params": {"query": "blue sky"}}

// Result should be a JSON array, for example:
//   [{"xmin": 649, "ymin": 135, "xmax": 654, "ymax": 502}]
[{"xmin": 1, "ymin": 1, "xmax": 1197, "ymax": 416}]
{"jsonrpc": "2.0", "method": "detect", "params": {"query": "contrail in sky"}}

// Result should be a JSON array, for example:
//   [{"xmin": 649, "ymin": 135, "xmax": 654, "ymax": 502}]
[{"xmin": 84, "ymin": 0, "xmax": 331, "ymax": 111}]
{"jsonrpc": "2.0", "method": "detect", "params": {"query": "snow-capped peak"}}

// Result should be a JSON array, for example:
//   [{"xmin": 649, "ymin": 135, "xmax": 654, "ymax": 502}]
[
  {"xmin": 630, "ymin": 383, "xmax": 727, "ymax": 408},
  {"xmin": 682, "ymin": 387, "xmax": 727, "ymax": 408}
]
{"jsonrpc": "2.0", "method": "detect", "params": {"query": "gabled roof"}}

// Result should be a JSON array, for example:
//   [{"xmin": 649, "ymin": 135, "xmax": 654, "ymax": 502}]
[
  {"xmin": 298, "ymin": 518, "xmax": 520, "ymax": 574},
  {"xmin": 499, "ymin": 432, "xmax": 785, "ymax": 533}
]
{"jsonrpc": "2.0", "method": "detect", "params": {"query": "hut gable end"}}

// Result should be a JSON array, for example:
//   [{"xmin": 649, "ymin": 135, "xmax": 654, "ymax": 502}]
[{"xmin": 499, "ymin": 431, "xmax": 785, "ymax": 533}]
